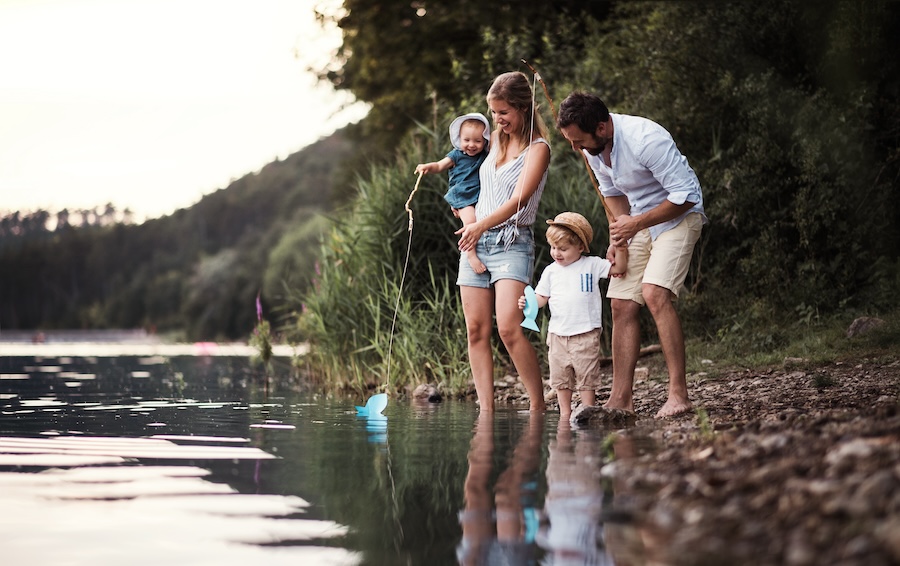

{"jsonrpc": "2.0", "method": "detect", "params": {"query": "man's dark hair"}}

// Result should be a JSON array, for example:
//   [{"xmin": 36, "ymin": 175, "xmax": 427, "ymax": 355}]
[{"xmin": 557, "ymin": 92, "xmax": 611, "ymax": 133}]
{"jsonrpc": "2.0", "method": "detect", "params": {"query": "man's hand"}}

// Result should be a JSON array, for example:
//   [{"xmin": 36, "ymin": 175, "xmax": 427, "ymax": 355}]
[{"xmin": 609, "ymin": 214, "xmax": 639, "ymax": 246}]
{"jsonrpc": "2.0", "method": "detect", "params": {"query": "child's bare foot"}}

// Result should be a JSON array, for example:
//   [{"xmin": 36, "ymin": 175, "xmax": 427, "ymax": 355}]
[
  {"xmin": 603, "ymin": 399, "xmax": 634, "ymax": 414},
  {"xmin": 467, "ymin": 252, "xmax": 486, "ymax": 274},
  {"xmin": 655, "ymin": 397, "xmax": 692, "ymax": 418}
]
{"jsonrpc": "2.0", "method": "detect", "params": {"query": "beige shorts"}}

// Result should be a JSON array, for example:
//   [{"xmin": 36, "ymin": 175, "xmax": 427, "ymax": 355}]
[
  {"xmin": 607, "ymin": 212, "xmax": 703, "ymax": 305},
  {"xmin": 547, "ymin": 328, "xmax": 603, "ymax": 391}
]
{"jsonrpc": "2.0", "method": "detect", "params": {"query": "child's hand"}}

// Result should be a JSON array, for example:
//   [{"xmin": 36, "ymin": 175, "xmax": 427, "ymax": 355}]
[
  {"xmin": 415, "ymin": 162, "xmax": 436, "ymax": 175},
  {"xmin": 608, "ymin": 242, "xmax": 629, "ymax": 278},
  {"xmin": 517, "ymin": 295, "xmax": 526, "ymax": 310}
]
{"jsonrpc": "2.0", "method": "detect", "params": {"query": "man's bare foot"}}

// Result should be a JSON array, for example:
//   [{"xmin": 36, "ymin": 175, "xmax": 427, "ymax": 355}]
[
  {"xmin": 467, "ymin": 252, "xmax": 486, "ymax": 274},
  {"xmin": 655, "ymin": 397, "xmax": 692, "ymax": 418}
]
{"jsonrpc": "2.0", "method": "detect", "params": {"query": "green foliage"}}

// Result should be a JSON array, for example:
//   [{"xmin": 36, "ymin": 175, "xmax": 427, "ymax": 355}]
[
  {"xmin": 318, "ymin": 0, "xmax": 612, "ymax": 158},
  {"xmin": 291, "ymin": 135, "xmax": 484, "ymax": 394},
  {"xmin": 3, "ymin": 0, "xmax": 899, "ymax": 385},
  {"xmin": 568, "ymin": 0, "xmax": 900, "ymax": 339},
  {"xmin": 685, "ymin": 307, "xmax": 900, "ymax": 378},
  {"xmin": 250, "ymin": 319, "xmax": 274, "ymax": 372},
  {"xmin": 300, "ymin": 0, "xmax": 900, "ymax": 391},
  {"xmin": 695, "ymin": 407, "xmax": 715, "ymax": 441},
  {"xmin": 0, "ymin": 130, "xmax": 355, "ymax": 340}
]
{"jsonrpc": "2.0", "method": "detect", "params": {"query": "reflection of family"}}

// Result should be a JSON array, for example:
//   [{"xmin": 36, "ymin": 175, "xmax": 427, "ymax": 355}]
[
  {"xmin": 457, "ymin": 412, "xmax": 543, "ymax": 565},
  {"xmin": 539, "ymin": 419, "xmax": 613, "ymax": 564},
  {"xmin": 457, "ymin": 415, "xmax": 639, "ymax": 564},
  {"xmin": 417, "ymin": 71, "xmax": 706, "ymax": 419}
]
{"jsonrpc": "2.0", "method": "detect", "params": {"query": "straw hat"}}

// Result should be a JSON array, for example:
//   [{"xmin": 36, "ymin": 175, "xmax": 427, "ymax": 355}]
[
  {"xmin": 449, "ymin": 113, "xmax": 491, "ymax": 151},
  {"xmin": 546, "ymin": 212, "xmax": 593, "ymax": 252}
]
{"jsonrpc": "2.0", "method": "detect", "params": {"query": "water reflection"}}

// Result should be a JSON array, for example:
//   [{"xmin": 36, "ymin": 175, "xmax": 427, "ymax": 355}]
[
  {"xmin": 539, "ymin": 420, "xmax": 613, "ymax": 565},
  {"xmin": 362, "ymin": 414, "xmax": 388, "ymax": 443},
  {"xmin": 458, "ymin": 412, "xmax": 544, "ymax": 565},
  {"xmin": 0, "ymin": 352, "xmax": 660, "ymax": 565},
  {"xmin": 0, "ymin": 354, "xmax": 360, "ymax": 565}
]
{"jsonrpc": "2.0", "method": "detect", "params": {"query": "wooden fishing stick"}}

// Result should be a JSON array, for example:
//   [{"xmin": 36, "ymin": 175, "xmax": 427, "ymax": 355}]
[
  {"xmin": 404, "ymin": 171, "xmax": 423, "ymax": 231},
  {"xmin": 521, "ymin": 59, "xmax": 615, "ymax": 226},
  {"xmin": 386, "ymin": 171, "xmax": 424, "ymax": 389}
]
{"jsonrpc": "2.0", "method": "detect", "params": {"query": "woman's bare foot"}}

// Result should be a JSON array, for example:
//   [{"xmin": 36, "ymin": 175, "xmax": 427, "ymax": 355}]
[
  {"xmin": 467, "ymin": 251, "xmax": 487, "ymax": 274},
  {"xmin": 655, "ymin": 397, "xmax": 692, "ymax": 418}
]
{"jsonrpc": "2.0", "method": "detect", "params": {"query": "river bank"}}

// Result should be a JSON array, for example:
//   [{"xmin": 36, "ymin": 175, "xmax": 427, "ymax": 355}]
[{"xmin": 534, "ymin": 354, "xmax": 900, "ymax": 565}]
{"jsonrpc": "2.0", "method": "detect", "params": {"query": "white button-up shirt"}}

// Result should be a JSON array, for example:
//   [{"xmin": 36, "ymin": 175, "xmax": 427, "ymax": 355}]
[{"xmin": 584, "ymin": 113, "xmax": 707, "ymax": 240}]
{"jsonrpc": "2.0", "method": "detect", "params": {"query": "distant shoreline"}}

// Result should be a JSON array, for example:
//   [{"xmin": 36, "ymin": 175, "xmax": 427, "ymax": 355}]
[{"xmin": 0, "ymin": 330, "xmax": 305, "ymax": 358}]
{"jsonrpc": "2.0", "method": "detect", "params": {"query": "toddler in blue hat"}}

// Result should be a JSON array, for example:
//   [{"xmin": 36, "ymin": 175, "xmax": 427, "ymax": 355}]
[{"xmin": 415, "ymin": 112, "xmax": 491, "ymax": 273}]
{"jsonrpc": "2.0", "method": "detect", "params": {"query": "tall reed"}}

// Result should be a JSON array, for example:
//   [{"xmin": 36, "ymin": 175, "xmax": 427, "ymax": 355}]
[{"xmin": 293, "ymin": 134, "xmax": 484, "ymax": 395}]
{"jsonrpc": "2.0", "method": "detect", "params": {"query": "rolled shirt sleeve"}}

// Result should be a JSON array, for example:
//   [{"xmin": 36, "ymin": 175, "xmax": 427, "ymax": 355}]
[{"xmin": 587, "ymin": 114, "xmax": 707, "ymax": 240}]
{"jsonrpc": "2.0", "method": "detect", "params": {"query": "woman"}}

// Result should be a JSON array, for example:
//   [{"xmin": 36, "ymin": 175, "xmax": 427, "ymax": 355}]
[{"xmin": 456, "ymin": 71, "xmax": 550, "ymax": 412}]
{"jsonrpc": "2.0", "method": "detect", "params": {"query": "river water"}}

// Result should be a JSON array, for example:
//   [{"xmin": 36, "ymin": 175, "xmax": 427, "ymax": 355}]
[{"xmin": 0, "ymin": 351, "xmax": 655, "ymax": 565}]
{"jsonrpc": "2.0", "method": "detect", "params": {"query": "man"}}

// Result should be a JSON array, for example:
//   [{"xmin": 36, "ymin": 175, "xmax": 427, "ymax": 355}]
[{"xmin": 557, "ymin": 92, "xmax": 707, "ymax": 418}]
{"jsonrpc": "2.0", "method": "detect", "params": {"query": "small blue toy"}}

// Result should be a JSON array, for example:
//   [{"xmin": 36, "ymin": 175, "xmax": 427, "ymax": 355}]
[
  {"xmin": 520, "ymin": 285, "xmax": 540, "ymax": 332},
  {"xmin": 355, "ymin": 393, "xmax": 387, "ymax": 417}
]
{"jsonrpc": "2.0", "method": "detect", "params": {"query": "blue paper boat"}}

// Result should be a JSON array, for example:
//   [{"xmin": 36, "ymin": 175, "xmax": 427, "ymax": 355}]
[
  {"xmin": 355, "ymin": 393, "xmax": 387, "ymax": 417},
  {"xmin": 520, "ymin": 285, "xmax": 540, "ymax": 331}
]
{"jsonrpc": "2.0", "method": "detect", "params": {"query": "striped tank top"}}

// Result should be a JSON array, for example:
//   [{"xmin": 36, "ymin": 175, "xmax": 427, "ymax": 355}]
[{"xmin": 475, "ymin": 137, "xmax": 550, "ymax": 247}]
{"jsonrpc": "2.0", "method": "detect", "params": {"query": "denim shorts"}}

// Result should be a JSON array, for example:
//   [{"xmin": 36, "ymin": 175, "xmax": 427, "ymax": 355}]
[{"xmin": 456, "ymin": 226, "xmax": 535, "ymax": 288}]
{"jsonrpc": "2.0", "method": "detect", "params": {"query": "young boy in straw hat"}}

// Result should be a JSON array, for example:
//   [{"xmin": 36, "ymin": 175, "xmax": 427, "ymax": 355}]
[
  {"xmin": 519, "ymin": 211, "xmax": 627, "ymax": 417},
  {"xmin": 415, "ymin": 112, "xmax": 491, "ymax": 274}
]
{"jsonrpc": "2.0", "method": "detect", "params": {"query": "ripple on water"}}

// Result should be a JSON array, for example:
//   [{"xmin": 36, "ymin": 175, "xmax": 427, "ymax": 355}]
[{"xmin": 0, "ymin": 434, "xmax": 359, "ymax": 565}]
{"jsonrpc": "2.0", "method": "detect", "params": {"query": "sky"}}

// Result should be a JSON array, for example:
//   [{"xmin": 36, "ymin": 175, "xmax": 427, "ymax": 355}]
[{"xmin": 0, "ymin": 0, "xmax": 369, "ymax": 221}]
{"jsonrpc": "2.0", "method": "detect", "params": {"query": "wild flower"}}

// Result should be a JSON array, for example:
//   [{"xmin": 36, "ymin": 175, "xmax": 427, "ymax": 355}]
[{"xmin": 250, "ymin": 292, "xmax": 273, "ymax": 370}]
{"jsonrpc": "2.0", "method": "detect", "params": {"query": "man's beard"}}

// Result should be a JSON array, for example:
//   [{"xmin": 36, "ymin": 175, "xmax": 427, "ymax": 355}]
[{"xmin": 585, "ymin": 133, "xmax": 610, "ymax": 156}]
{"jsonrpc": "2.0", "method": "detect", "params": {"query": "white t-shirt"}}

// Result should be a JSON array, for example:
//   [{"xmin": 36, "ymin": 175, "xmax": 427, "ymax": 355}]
[{"xmin": 534, "ymin": 256, "xmax": 612, "ymax": 337}]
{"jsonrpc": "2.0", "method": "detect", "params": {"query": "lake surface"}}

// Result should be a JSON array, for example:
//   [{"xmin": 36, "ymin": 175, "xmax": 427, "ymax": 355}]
[{"xmin": 0, "ymin": 351, "xmax": 655, "ymax": 565}]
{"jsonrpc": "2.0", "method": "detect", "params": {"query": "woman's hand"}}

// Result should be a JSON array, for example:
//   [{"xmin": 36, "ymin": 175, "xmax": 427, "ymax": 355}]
[
  {"xmin": 456, "ymin": 221, "xmax": 486, "ymax": 252},
  {"xmin": 517, "ymin": 294, "xmax": 526, "ymax": 310}
]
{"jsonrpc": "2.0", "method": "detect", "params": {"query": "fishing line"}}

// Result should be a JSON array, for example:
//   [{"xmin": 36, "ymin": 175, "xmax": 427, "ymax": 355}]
[
  {"xmin": 385, "ymin": 171, "xmax": 423, "ymax": 389},
  {"xmin": 521, "ymin": 58, "xmax": 615, "ymax": 226}
]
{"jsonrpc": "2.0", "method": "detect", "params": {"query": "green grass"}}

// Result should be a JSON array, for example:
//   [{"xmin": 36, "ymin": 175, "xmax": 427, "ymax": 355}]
[{"xmin": 684, "ymin": 307, "xmax": 900, "ymax": 380}]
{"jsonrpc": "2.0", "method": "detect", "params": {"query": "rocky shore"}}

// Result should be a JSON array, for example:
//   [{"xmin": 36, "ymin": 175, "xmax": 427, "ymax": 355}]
[{"xmin": 566, "ymin": 356, "xmax": 900, "ymax": 565}]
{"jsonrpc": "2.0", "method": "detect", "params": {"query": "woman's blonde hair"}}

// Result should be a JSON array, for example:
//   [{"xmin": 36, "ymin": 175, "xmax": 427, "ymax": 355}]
[{"xmin": 486, "ymin": 71, "xmax": 549, "ymax": 156}]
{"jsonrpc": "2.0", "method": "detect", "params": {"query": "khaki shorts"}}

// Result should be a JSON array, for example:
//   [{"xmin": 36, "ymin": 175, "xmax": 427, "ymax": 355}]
[
  {"xmin": 547, "ymin": 328, "xmax": 603, "ymax": 391},
  {"xmin": 607, "ymin": 212, "xmax": 703, "ymax": 305}
]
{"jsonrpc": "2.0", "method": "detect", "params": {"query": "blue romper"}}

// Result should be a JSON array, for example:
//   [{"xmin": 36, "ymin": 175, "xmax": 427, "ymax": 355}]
[{"xmin": 445, "ymin": 148, "xmax": 488, "ymax": 209}]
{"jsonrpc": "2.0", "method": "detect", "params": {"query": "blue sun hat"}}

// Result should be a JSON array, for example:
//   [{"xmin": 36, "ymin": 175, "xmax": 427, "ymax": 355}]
[{"xmin": 449, "ymin": 113, "xmax": 491, "ymax": 151}]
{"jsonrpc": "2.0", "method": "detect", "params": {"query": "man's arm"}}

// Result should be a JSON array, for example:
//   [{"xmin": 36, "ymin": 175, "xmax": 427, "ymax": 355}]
[{"xmin": 610, "ymin": 199, "xmax": 696, "ymax": 244}]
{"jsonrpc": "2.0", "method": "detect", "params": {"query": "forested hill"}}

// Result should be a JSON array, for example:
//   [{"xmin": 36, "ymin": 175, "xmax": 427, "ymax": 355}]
[{"xmin": 0, "ymin": 128, "xmax": 358, "ymax": 340}]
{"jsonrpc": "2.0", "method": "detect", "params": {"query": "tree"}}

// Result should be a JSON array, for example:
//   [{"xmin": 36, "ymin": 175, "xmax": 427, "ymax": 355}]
[{"xmin": 317, "ymin": 0, "xmax": 612, "ymax": 155}]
